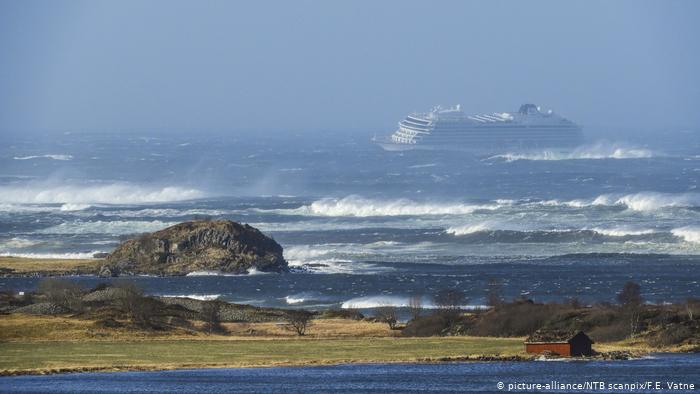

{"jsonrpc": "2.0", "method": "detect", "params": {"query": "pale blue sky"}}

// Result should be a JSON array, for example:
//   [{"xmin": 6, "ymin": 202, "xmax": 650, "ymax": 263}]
[{"xmin": 1, "ymin": 0, "xmax": 699, "ymax": 134}]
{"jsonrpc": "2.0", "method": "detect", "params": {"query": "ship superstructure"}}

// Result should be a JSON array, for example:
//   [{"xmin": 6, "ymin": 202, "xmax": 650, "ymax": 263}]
[{"xmin": 376, "ymin": 104, "xmax": 583, "ymax": 151}]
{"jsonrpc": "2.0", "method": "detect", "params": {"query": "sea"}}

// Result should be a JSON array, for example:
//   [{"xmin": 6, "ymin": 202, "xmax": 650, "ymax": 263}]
[
  {"xmin": 1, "ymin": 354, "xmax": 698, "ymax": 393},
  {"xmin": 1, "ymin": 129, "xmax": 699, "ymax": 309}
]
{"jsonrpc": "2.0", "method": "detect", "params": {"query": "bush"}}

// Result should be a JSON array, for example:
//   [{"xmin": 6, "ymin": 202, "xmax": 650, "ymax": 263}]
[
  {"xmin": 649, "ymin": 324, "xmax": 695, "ymax": 347},
  {"xmin": 37, "ymin": 278, "xmax": 84, "ymax": 312},
  {"xmin": 201, "ymin": 302, "xmax": 226, "ymax": 334},
  {"xmin": 91, "ymin": 282, "xmax": 112, "ymax": 292},
  {"xmin": 286, "ymin": 310, "xmax": 312, "ymax": 336},
  {"xmin": 319, "ymin": 309, "xmax": 364, "ymax": 320},
  {"xmin": 469, "ymin": 300, "xmax": 556, "ymax": 337},
  {"xmin": 375, "ymin": 306, "xmax": 398, "ymax": 330},
  {"xmin": 588, "ymin": 322, "xmax": 630, "ymax": 342},
  {"xmin": 402, "ymin": 315, "xmax": 449, "ymax": 337},
  {"xmin": 112, "ymin": 282, "xmax": 162, "ymax": 328}
]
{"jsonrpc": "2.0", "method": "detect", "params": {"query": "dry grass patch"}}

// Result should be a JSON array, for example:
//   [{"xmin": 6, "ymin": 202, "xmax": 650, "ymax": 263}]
[
  {"xmin": 0, "ymin": 337, "xmax": 525, "ymax": 375},
  {"xmin": 0, "ymin": 256, "xmax": 102, "ymax": 274}
]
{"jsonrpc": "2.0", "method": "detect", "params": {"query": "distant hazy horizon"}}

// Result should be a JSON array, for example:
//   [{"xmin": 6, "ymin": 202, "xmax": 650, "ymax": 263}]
[{"xmin": 1, "ymin": 0, "xmax": 699, "ymax": 135}]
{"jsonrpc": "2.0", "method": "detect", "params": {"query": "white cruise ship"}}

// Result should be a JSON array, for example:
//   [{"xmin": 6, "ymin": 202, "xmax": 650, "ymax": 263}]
[{"xmin": 375, "ymin": 104, "xmax": 583, "ymax": 152}]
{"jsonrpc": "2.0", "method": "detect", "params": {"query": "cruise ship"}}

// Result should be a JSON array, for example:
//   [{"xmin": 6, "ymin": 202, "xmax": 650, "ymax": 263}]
[{"xmin": 375, "ymin": 104, "xmax": 583, "ymax": 152}]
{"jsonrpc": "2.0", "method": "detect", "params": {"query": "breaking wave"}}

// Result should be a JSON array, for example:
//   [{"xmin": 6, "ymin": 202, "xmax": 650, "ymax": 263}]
[
  {"xmin": 37, "ymin": 220, "xmax": 174, "ymax": 235},
  {"xmin": 672, "ymin": 227, "xmax": 700, "ymax": 244},
  {"xmin": 0, "ymin": 182, "xmax": 205, "ymax": 205},
  {"xmin": 284, "ymin": 244, "xmax": 390, "ymax": 274},
  {"xmin": 287, "ymin": 195, "xmax": 504, "ymax": 217},
  {"xmin": 160, "ymin": 294, "xmax": 221, "ymax": 301},
  {"xmin": 341, "ymin": 295, "xmax": 487, "ymax": 310},
  {"xmin": 489, "ymin": 143, "xmax": 655, "ymax": 162},
  {"xmin": 446, "ymin": 222, "xmax": 505, "ymax": 235},
  {"xmin": 446, "ymin": 223, "xmax": 666, "ymax": 243},
  {"xmin": 588, "ymin": 227, "xmax": 657, "ymax": 237},
  {"xmin": 537, "ymin": 192, "xmax": 700, "ymax": 211},
  {"xmin": 13, "ymin": 154, "xmax": 73, "ymax": 161},
  {"xmin": 0, "ymin": 237, "xmax": 42, "ymax": 249}
]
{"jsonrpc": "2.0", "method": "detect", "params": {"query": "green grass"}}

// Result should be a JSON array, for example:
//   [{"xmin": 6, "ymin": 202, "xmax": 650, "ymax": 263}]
[{"xmin": 0, "ymin": 337, "xmax": 524, "ymax": 374}]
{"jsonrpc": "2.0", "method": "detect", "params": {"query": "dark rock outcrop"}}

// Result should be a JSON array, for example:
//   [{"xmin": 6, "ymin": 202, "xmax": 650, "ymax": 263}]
[{"xmin": 100, "ymin": 220, "xmax": 287, "ymax": 276}]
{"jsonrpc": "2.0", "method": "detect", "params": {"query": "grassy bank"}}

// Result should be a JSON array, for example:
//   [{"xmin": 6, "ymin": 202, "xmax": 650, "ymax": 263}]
[
  {"xmin": 0, "ymin": 314, "xmax": 524, "ymax": 375},
  {"xmin": 0, "ymin": 336, "xmax": 525, "ymax": 376},
  {"xmin": 0, "ymin": 257, "xmax": 101, "ymax": 276}
]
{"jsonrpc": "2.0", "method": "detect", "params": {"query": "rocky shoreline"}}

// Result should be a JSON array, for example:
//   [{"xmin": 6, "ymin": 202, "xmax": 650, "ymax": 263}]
[{"xmin": 0, "ymin": 220, "xmax": 288, "ymax": 278}]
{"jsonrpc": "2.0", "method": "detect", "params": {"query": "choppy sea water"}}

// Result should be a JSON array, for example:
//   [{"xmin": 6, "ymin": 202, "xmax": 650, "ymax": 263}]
[
  {"xmin": 0, "ymin": 130, "xmax": 699, "ymax": 307},
  {"xmin": 1, "ymin": 354, "xmax": 698, "ymax": 393}
]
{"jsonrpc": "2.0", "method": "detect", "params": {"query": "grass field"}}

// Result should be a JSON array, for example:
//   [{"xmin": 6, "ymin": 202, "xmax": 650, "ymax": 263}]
[
  {"xmin": 0, "ymin": 314, "xmax": 527, "ymax": 375},
  {"xmin": 0, "ymin": 256, "xmax": 101, "ymax": 275},
  {"xmin": 0, "ymin": 337, "xmax": 525, "ymax": 375}
]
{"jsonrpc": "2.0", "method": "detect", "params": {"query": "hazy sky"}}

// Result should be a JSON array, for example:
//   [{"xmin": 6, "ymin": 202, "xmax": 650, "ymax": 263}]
[{"xmin": 1, "ymin": 0, "xmax": 699, "ymax": 134}]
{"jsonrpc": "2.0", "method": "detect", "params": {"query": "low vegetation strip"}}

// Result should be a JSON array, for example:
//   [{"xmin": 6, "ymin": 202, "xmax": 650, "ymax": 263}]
[
  {"xmin": 0, "ymin": 257, "xmax": 102, "ymax": 276},
  {"xmin": 0, "ymin": 337, "xmax": 525, "ymax": 375}
]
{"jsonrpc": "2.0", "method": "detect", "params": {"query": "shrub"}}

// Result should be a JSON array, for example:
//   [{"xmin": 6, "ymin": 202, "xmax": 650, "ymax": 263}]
[
  {"xmin": 319, "ymin": 309, "xmax": 364, "ymax": 320},
  {"xmin": 402, "ymin": 315, "xmax": 449, "ymax": 337},
  {"xmin": 588, "ymin": 322, "xmax": 629, "ymax": 342},
  {"xmin": 286, "ymin": 310, "xmax": 312, "ymax": 336},
  {"xmin": 408, "ymin": 295, "xmax": 423, "ymax": 320},
  {"xmin": 375, "ymin": 306, "xmax": 398, "ymax": 330},
  {"xmin": 111, "ymin": 282, "xmax": 162, "ymax": 328},
  {"xmin": 649, "ymin": 324, "xmax": 695, "ymax": 347},
  {"xmin": 201, "ymin": 302, "xmax": 226, "ymax": 334},
  {"xmin": 37, "ymin": 278, "xmax": 84, "ymax": 312},
  {"xmin": 469, "ymin": 300, "xmax": 555, "ymax": 337}
]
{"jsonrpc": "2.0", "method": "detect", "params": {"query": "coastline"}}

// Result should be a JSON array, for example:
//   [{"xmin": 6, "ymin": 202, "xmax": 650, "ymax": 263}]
[{"xmin": 0, "ymin": 314, "xmax": 684, "ymax": 377}]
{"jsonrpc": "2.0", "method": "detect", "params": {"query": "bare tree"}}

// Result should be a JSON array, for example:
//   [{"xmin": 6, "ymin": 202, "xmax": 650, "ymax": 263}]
[
  {"xmin": 617, "ymin": 281, "xmax": 643, "ymax": 338},
  {"xmin": 375, "ymin": 305, "xmax": 398, "ymax": 329},
  {"xmin": 408, "ymin": 295, "xmax": 423, "ymax": 320},
  {"xmin": 434, "ymin": 289, "xmax": 466, "ymax": 314},
  {"xmin": 286, "ymin": 310, "xmax": 312, "ymax": 336},
  {"xmin": 113, "ymin": 282, "xmax": 157, "ymax": 327},
  {"xmin": 201, "ymin": 302, "xmax": 225, "ymax": 334},
  {"xmin": 486, "ymin": 279, "xmax": 503, "ymax": 307},
  {"xmin": 686, "ymin": 298, "xmax": 699, "ymax": 321},
  {"xmin": 37, "ymin": 278, "xmax": 84, "ymax": 312},
  {"xmin": 617, "ymin": 281, "xmax": 642, "ymax": 306},
  {"xmin": 566, "ymin": 297, "xmax": 582, "ymax": 309}
]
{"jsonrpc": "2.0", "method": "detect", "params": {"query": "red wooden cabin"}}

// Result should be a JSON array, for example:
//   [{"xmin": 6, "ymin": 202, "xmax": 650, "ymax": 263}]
[{"xmin": 525, "ymin": 330, "xmax": 593, "ymax": 357}]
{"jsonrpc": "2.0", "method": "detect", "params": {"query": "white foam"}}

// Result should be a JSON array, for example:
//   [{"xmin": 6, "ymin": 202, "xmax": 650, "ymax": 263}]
[
  {"xmin": 590, "ymin": 227, "xmax": 657, "ymax": 237},
  {"xmin": 0, "ymin": 237, "xmax": 41, "ymax": 249},
  {"xmin": 537, "ymin": 192, "xmax": 700, "ymax": 211},
  {"xmin": 284, "ymin": 245, "xmax": 387, "ymax": 274},
  {"xmin": 0, "ymin": 182, "xmax": 204, "ymax": 205},
  {"xmin": 102, "ymin": 208, "xmax": 229, "ymax": 218},
  {"xmin": 284, "ymin": 244, "xmax": 336, "ymax": 261},
  {"xmin": 408, "ymin": 163, "xmax": 437, "ymax": 169},
  {"xmin": 283, "ymin": 292, "xmax": 323, "ymax": 305},
  {"xmin": 185, "ymin": 268, "xmax": 271, "ymax": 276},
  {"xmin": 445, "ymin": 222, "xmax": 494, "ymax": 235},
  {"xmin": 612, "ymin": 192, "xmax": 700, "ymax": 211},
  {"xmin": 13, "ymin": 154, "xmax": 73, "ymax": 161},
  {"xmin": 60, "ymin": 203, "xmax": 92, "ymax": 211},
  {"xmin": 286, "ymin": 195, "xmax": 503, "ymax": 217},
  {"xmin": 340, "ymin": 295, "xmax": 487, "ymax": 310},
  {"xmin": 489, "ymin": 143, "xmax": 655, "ymax": 162},
  {"xmin": 672, "ymin": 226, "xmax": 700, "ymax": 243},
  {"xmin": 285, "ymin": 295, "xmax": 306, "ymax": 304},
  {"xmin": 37, "ymin": 220, "xmax": 174, "ymax": 235},
  {"xmin": 160, "ymin": 294, "xmax": 221, "ymax": 301}
]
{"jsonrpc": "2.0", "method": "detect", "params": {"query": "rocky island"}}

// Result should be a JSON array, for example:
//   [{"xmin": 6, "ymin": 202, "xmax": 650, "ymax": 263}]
[{"xmin": 99, "ymin": 220, "xmax": 288, "ymax": 276}]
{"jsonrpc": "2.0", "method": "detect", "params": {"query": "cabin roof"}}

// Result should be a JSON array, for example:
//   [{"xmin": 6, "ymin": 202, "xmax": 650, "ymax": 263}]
[{"xmin": 525, "ymin": 329, "xmax": 592, "ymax": 344}]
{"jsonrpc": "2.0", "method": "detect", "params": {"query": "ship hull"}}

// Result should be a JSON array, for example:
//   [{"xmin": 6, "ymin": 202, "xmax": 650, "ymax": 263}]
[{"xmin": 377, "ymin": 127, "xmax": 583, "ymax": 153}]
